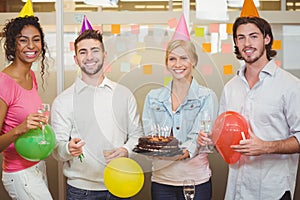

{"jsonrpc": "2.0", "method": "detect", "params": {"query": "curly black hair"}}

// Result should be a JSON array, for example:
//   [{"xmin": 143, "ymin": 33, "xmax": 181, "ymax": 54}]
[
  {"xmin": 232, "ymin": 17, "xmax": 277, "ymax": 61},
  {"xmin": 2, "ymin": 16, "xmax": 47, "ymax": 83}
]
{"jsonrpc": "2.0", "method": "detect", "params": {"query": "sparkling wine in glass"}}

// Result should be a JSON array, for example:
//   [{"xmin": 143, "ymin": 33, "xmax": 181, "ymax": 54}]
[
  {"xmin": 183, "ymin": 179, "xmax": 195, "ymax": 200},
  {"xmin": 38, "ymin": 103, "xmax": 50, "ymax": 145},
  {"xmin": 199, "ymin": 110, "xmax": 214, "ymax": 153}
]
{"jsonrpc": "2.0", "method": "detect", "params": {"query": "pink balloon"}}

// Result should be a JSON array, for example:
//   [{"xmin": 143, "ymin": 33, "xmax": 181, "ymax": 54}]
[{"xmin": 212, "ymin": 111, "xmax": 249, "ymax": 164}]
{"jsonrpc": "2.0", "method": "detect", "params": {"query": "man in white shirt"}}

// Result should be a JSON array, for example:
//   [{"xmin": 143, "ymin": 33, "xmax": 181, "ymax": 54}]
[
  {"xmin": 51, "ymin": 29, "xmax": 143, "ymax": 200},
  {"xmin": 220, "ymin": 17, "xmax": 300, "ymax": 200}
]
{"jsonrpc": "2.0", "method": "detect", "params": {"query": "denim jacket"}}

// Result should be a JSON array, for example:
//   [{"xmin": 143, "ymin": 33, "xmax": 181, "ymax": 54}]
[{"xmin": 142, "ymin": 78, "xmax": 218, "ymax": 157}]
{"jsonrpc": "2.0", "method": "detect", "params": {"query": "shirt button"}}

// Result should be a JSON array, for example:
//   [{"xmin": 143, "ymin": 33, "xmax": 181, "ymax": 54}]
[
  {"xmin": 156, "ymin": 107, "xmax": 160, "ymax": 111},
  {"xmin": 190, "ymin": 104, "xmax": 194, "ymax": 108},
  {"xmin": 176, "ymin": 127, "xmax": 180, "ymax": 130}
]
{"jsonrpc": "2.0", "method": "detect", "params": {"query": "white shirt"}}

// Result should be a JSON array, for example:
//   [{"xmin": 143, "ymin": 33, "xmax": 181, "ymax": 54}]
[
  {"xmin": 220, "ymin": 60, "xmax": 300, "ymax": 200},
  {"xmin": 51, "ymin": 76, "xmax": 143, "ymax": 190}
]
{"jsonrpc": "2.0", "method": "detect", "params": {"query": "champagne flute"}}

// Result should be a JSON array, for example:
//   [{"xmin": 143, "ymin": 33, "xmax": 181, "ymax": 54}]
[
  {"xmin": 183, "ymin": 179, "xmax": 195, "ymax": 200},
  {"xmin": 199, "ymin": 110, "xmax": 214, "ymax": 153},
  {"xmin": 38, "ymin": 103, "xmax": 50, "ymax": 145}
]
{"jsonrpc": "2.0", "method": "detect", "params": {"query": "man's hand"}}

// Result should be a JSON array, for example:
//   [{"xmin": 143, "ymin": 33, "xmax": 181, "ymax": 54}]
[
  {"xmin": 68, "ymin": 138, "xmax": 85, "ymax": 157},
  {"xmin": 104, "ymin": 147, "xmax": 128, "ymax": 163},
  {"xmin": 231, "ymin": 129, "xmax": 268, "ymax": 156}
]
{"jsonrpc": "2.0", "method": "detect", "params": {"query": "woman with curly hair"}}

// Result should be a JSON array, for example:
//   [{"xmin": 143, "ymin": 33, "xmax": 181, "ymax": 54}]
[{"xmin": 0, "ymin": 16, "xmax": 53, "ymax": 199}]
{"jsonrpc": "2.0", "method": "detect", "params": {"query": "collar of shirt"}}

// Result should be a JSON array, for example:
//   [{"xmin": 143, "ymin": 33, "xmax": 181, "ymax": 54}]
[
  {"xmin": 237, "ymin": 60, "xmax": 278, "ymax": 81},
  {"xmin": 74, "ymin": 76, "xmax": 115, "ymax": 94},
  {"xmin": 156, "ymin": 77, "xmax": 201, "ymax": 103}
]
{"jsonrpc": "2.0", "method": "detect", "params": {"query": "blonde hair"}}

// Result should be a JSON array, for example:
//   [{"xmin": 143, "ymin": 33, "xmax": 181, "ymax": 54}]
[{"xmin": 165, "ymin": 40, "xmax": 198, "ymax": 67}]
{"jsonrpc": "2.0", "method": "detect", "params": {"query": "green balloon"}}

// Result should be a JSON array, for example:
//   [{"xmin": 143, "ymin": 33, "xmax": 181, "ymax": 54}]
[{"xmin": 14, "ymin": 124, "xmax": 56, "ymax": 161}]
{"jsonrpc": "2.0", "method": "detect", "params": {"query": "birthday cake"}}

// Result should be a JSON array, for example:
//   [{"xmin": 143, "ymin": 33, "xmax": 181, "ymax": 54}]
[{"xmin": 134, "ymin": 135, "xmax": 182, "ymax": 156}]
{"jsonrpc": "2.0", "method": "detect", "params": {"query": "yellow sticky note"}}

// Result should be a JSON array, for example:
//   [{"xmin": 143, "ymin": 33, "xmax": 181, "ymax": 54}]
[
  {"xmin": 164, "ymin": 77, "xmax": 172, "ymax": 86},
  {"xmin": 130, "ymin": 54, "xmax": 142, "ymax": 65},
  {"xmin": 111, "ymin": 24, "xmax": 120, "ymax": 34},
  {"xmin": 223, "ymin": 65, "xmax": 233, "ymax": 75},
  {"xmin": 168, "ymin": 18, "xmax": 177, "ymax": 28},
  {"xmin": 209, "ymin": 24, "xmax": 219, "ymax": 33},
  {"xmin": 143, "ymin": 65, "xmax": 153, "ymax": 75},
  {"xmin": 221, "ymin": 43, "xmax": 232, "ymax": 54},
  {"xmin": 131, "ymin": 24, "xmax": 140, "ymax": 34},
  {"xmin": 272, "ymin": 40, "xmax": 282, "ymax": 50},
  {"xmin": 202, "ymin": 43, "xmax": 211, "ymax": 53},
  {"xmin": 194, "ymin": 27, "xmax": 205, "ymax": 37},
  {"xmin": 226, "ymin": 24, "xmax": 233, "ymax": 35}
]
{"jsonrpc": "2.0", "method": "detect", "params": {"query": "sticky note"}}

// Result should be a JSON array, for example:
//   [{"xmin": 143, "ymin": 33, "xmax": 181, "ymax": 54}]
[
  {"xmin": 194, "ymin": 27, "xmax": 205, "ymax": 37},
  {"xmin": 93, "ymin": 25, "xmax": 102, "ymax": 32},
  {"xmin": 209, "ymin": 24, "xmax": 219, "ymax": 33},
  {"xmin": 120, "ymin": 62, "xmax": 131, "ymax": 72},
  {"xmin": 226, "ymin": 24, "xmax": 233, "ymax": 35},
  {"xmin": 164, "ymin": 76, "xmax": 172, "ymax": 86},
  {"xmin": 168, "ymin": 18, "xmax": 177, "ymax": 28},
  {"xmin": 223, "ymin": 65, "xmax": 233, "ymax": 75},
  {"xmin": 201, "ymin": 65, "xmax": 213, "ymax": 75},
  {"xmin": 275, "ymin": 60, "xmax": 281, "ymax": 67},
  {"xmin": 131, "ymin": 24, "xmax": 140, "ymax": 34},
  {"xmin": 143, "ymin": 65, "xmax": 153, "ymax": 75},
  {"xmin": 104, "ymin": 64, "xmax": 112, "ymax": 73},
  {"xmin": 69, "ymin": 42, "xmax": 75, "ymax": 51},
  {"xmin": 272, "ymin": 40, "xmax": 282, "ymax": 50},
  {"xmin": 202, "ymin": 43, "xmax": 211, "ymax": 53},
  {"xmin": 111, "ymin": 24, "xmax": 120, "ymax": 34},
  {"xmin": 221, "ymin": 43, "xmax": 232, "ymax": 54},
  {"xmin": 130, "ymin": 54, "xmax": 142, "ymax": 65}
]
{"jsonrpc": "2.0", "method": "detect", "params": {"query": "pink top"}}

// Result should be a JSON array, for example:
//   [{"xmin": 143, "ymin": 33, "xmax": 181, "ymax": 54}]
[{"xmin": 0, "ymin": 71, "xmax": 42, "ymax": 172}]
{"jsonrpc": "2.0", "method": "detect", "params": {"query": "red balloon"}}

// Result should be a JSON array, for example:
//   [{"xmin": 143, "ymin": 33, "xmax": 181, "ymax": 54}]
[{"xmin": 212, "ymin": 111, "xmax": 249, "ymax": 164}]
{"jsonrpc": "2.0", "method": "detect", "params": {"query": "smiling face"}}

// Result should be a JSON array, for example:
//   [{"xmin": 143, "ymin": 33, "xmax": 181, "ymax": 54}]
[
  {"xmin": 15, "ymin": 25, "xmax": 42, "ymax": 64},
  {"xmin": 74, "ymin": 38, "xmax": 106, "ymax": 76},
  {"xmin": 234, "ymin": 23, "xmax": 270, "ymax": 64}
]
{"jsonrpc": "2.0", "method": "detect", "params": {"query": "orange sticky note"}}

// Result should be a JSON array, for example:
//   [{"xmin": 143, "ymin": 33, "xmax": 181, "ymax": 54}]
[
  {"xmin": 143, "ymin": 65, "xmax": 153, "ymax": 75},
  {"xmin": 131, "ymin": 24, "xmax": 140, "ymax": 34},
  {"xmin": 194, "ymin": 27, "xmax": 205, "ymax": 37},
  {"xmin": 209, "ymin": 24, "xmax": 219, "ymax": 33},
  {"xmin": 221, "ymin": 43, "xmax": 232, "ymax": 54},
  {"xmin": 272, "ymin": 40, "xmax": 282, "ymax": 50},
  {"xmin": 202, "ymin": 43, "xmax": 211, "ymax": 53},
  {"xmin": 168, "ymin": 18, "xmax": 177, "ymax": 28},
  {"xmin": 223, "ymin": 65, "xmax": 233, "ymax": 75},
  {"xmin": 164, "ymin": 76, "xmax": 172, "ymax": 86},
  {"xmin": 69, "ymin": 42, "xmax": 75, "ymax": 51},
  {"xmin": 111, "ymin": 24, "xmax": 120, "ymax": 34},
  {"xmin": 226, "ymin": 24, "xmax": 233, "ymax": 35}
]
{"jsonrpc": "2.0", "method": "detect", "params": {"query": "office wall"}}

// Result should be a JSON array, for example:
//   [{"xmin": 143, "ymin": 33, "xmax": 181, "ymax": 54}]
[{"xmin": 1, "ymin": 11, "xmax": 300, "ymax": 200}]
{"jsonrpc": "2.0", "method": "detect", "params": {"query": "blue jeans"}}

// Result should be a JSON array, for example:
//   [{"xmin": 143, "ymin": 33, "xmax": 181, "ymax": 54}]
[
  {"xmin": 151, "ymin": 179, "xmax": 212, "ymax": 200},
  {"xmin": 67, "ymin": 184, "xmax": 131, "ymax": 200}
]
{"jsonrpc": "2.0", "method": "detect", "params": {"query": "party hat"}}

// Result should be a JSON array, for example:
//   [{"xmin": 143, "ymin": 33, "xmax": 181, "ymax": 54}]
[
  {"xmin": 171, "ymin": 13, "xmax": 190, "ymax": 41},
  {"xmin": 18, "ymin": 0, "xmax": 34, "ymax": 17},
  {"xmin": 240, "ymin": 0, "xmax": 260, "ymax": 17},
  {"xmin": 80, "ymin": 15, "xmax": 93, "ymax": 34}
]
